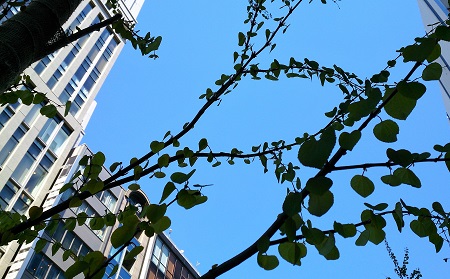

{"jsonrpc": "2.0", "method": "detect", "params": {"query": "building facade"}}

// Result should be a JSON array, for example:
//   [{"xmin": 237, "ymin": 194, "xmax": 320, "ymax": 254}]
[
  {"xmin": 417, "ymin": 0, "xmax": 450, "ymax": 118},
  {"xmin": 0, "ymin": 0, "xmax": 141, "ymax": 274},
  {"xmin": 0, "ymin": 1, "xmax": 199, "ymax": 278},
  {"xmin": 4, "ymin": 145, "xmax": 199, "ymax": 279}
]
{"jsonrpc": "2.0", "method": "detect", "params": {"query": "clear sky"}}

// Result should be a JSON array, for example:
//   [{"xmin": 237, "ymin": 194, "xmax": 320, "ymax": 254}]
[{"xmin": 83, "ymin": 0, "xmax": 450, "ymax": 278}]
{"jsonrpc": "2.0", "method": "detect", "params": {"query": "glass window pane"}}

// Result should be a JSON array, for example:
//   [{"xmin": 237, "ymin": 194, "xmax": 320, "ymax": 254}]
[
  {"xmin": 49, "ymin": 125, "xmax": 71, "ymax": 155},
  {"xmin": 0, "ymin": 182, "xmax": 18, "ymax": 210},
  {"xmin": 38, "ymin": 118, "xmax": 58, "ymax": 143},
  {"xmin": 26, "ymin": 252, "xmax": 43, "ymax": 275},
  {"xmin": 0, "ymin": 138, "xmax": 18, "ymax": 166},
  {"xmin": 11, "ymin": 153, "xmax": 34, "ymax": 185},
  {"xmin": 23, "ymin": 103, "xmax": 43, "ymax": 126},
  {"xmin": 12, "ymin": 192, "xmax": 32, "ymax": 214}
]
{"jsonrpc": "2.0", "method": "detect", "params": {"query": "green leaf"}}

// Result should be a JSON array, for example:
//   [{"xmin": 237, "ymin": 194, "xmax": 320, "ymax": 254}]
[
  {"xmin": 65, "ymin": 261, "xmax": 89, "ymax": 279},
  {"xmin": 429, "ymin": 233, "xmax": 444, "ymax": 252},
  {"xmin": 384, "ymin": 89, "xmax": 416, "ymax": 120},
  {"xmin": 316, "ymin": 234, "xmax": 335, "ymax": 257},
  {"xmin": 427, "ymin": 43, "xmax": 441, "ymax": 62},
  {"xmin": 381, "ymin": 174, "xmax": 402, "ymax": 186},
  {"xmin": 146, "ymin": 204, "xmax": 167, "ymax": 223},
  {"xmin": 29, "ymin": 206, "xmax": 43, "ymax": 220},
  {"xmin": 90, "ymin": 217, "xmax": 105, "ymax": 230},
  {"xmin": 51, "ymin": 242, "xmax": 62, "ymax": 256},
  {"xmin": 432, "ymin": 201, "xmax": 445, "ymax": 216},
  {"xmin": 402, "ymin": 38, "xmax": 437, "ymax": 62},
  {"xmin": 368, "ymin": 229, "xmax": 385, "ymax": 245},
  {"xmin": 397, "ymin": 81, "xmax": 426, "ymax": 100},
  {"xmin": 198, "ymin": 138, "xmax": 208, "ymax": 151},
  {"xmin": 422, "ymin": 62, "xmax": 442, "ymax": 81},
  {"xmin": 308, "ymin": 191, "xmax": 334, "ymax": 217},
  {"xmin": 40, "ymin": 104, "xmax": 57, "ymax": 118},
  {"xmin": 298, "ymin": 128, "xmax": 336, "ymax": 168},
  {"xmin": 109, "ymin": 162, "xmax": 121, "ymax": 172},
  {"xmin": 257, "ymin": 253, "xmax": 279, "ymax": 270},
  {"xmin": 386, "ymin": 148, "xmax": 414, "ymax": 167},
  {"xmin": 410, "ymin": 220, "xmax": 428, "ymax": 237},
  {"xmin": 393, "ymin": 202, "xmax": 404, "ymax": 232},
  {"xmin": 323, "ymin": 246, "xmax": 340, "ymax": 260},
  {"xmin": 257, "ymin": 236, "xmax": 270, "ymax": 253},
  {"xmin": 393, "ymin": 167, "xmax": 421, "ymax": 188},
  {"xmin": 350, "ymin": 175, "xmax": 375, "ymax": 198},
  {"xmin": 92, "ymin": 152, "xmax": 106, "ymax": 165},
  {"xmin": 160, "ymin": 182, "xmax": 176, "ymax": 203},
  {"xmin": 34, "ymin": 238, "xmax": 47, "ymax": 253},
  {"xmin": 64, "ymin": 101, "xmax": 71, "ymax": 116},
  {"xmin": 338, "ymin": 130, "xmax": 361, "ymax": 151},
  {"xmin": 124, "ymin": 246, "xmax": 144, "ymax": 261},
  {"xmin": 128, "ymin": 183, "xmax": 140, "ymax": 191},
  {"xmin": 435, "ymin": 25, "xmax": 450, "ymax": 40},
  {"xmin": 170, "ymin": 169, "xmax": 196, "ymax": 184},
  {"xmin": 157, "ymin": 154, "xmax": 170, "ymax": 168},
  {"xmin": 373, "ymin": 120, "xmax": 399, "ymax": 143},
  {"xmin": 282, "ymin": 192, "xmax": 303, "ymax": 217},
  {"xmin": 151, "ymin": 216, "xmax": 171, "ymax": 233},
  {"xmin": 355, "ymin": 230, "xmax": 370, "ymax": 246},
  {"xmin": 238, "ymin": 32, "xmax": 245, "ymax": 46},
  {"xmin": 363, "ymin": 202, "xmax": 388, "ymax": 211},
  {"xmin": 305, "ymin": 176, "xmax": 333, "ymax": 196},
  {"xmin": 334, "ymin": 222, "xmax": 356, "ymax": 238},
  {"xmin": 150, "ymin": 141, "xmax": 165, "ymax": 153},
  {"xmin": 111, "ymin": 216, "xmax": 139, "ymax": 248},
  {"xmin": 177, "ymin": 189, "xmax": 206, "ymax": 209},
  {"xmin": 278, "ymin": 242, "xmax": 307, "ymax": 265}
]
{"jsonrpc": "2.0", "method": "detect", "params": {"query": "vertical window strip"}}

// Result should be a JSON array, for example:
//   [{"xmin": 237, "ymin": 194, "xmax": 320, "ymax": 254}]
[
  {"xmin": 26, "ymin": 253, "xmax": 65, "ymax": 278},
  {"xmin": 0, "ymin": 106, "xmax": 15, "ymax": 131},
  {"xmin": 0, "ymin": 123, "xmax": 27, "ymax": 167},
  {"xmin": 61, "ymin": 28, "xmax": 113, "ymax": 115}
]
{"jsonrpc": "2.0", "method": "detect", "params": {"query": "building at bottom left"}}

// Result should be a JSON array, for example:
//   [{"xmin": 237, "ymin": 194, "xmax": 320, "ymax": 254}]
[{"xmin": 4, "ymin": 144, "xmax": 199, "ymax": 279}]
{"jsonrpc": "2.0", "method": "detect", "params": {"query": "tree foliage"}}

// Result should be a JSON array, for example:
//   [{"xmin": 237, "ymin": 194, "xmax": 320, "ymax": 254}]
[{"xmin": 0, "ymin": 0, "xmax": 449, "ymax": 278}]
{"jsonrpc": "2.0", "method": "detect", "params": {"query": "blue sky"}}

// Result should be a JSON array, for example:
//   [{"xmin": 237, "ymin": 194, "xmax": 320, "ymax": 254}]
[{"xmin": 83, "ymin": 0, "xmax": 450, "ymax": 278}]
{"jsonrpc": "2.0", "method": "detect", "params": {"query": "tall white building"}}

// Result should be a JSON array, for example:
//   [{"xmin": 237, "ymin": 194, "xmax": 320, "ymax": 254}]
[
  {"xmin": 0, "ymin": 0, "xmax": 145, "ymax": 276},
  {"xmin": 417, "ymin": 0, "xmax": 450, "ymax": 118}
]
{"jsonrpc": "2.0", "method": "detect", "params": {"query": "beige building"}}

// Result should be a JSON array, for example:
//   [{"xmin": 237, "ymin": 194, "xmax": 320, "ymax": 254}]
[{"xmin": 0, "ymin": 0, "xmax": 199, "ymax": 278}]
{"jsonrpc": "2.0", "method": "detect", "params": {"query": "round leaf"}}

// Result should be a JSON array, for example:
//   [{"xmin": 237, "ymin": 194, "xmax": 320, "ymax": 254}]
[
  {"xmin": 373, "ymin": 120, "xmax": 399, "ymax": 143},
  {"xmin": 350, "ymin": 175, "xmax": 374, "ymax": 198}
]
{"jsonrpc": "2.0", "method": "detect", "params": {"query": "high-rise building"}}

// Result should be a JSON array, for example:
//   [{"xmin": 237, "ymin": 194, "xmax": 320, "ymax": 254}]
[
  {"xmin": 3, "ymin": 144, "xmax": 199, "ymax": 279},
  {"xmin": 0, "ymin": 1, "xmax": 200, "ymax": 278},
  {"xmin": 417, "ymin": 0, "xmax": 450, "ymax": 118}
]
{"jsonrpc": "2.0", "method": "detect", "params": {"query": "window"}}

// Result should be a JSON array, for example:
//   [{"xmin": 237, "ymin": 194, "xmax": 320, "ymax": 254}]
[
  {"xmin": 0, "ymin": 123, "xmax": 27, "ymax": 167},
  {"xmin": 46, "ymin": 66, "xmax": 64, "ymax": 89},
  {"xmin": 12, "ymin": 190, "xmax": 32, "ymax": 214},
  {"xmin": 25, "ymin": 151, "xmax": 56, "ymax": 196},
  {"xmin": 38, "ymin": 116, "xmax": 61, "ymax": 144},
  {"xmin": 122, "ymin": 238, "xmax": 141, "ymax": 272},
  {"xmin": 26, "ymin": 252, "xmax": 66, "ymax": 279},
  {"xmin": 23, "ymin": 103, "xmax": 43, "ymax": 126},
  {"xmin": 10, "ymin": 140, "xmax": 44, "ymax": 185},
  {"xmin": 0, "ymin": 106, "xmax": 14, "ymax": 130},
  {"xmin": 96, "ymin": 190, "xmax": 118, "ymax": 212},
  {"xmin": 148, "ymin": 238, "xmax": 197, "ymax": 279},
  {"xmin": 48, "ymin": 222, "xmax": 92, "ymax": 258},
  {"xmin": 49, "ymin": 124, "xmax": 71, "ymax": 155},
  {"xmin": 0, "ymin": 181, "xmax": 18, "ymax": 210},
  {"xmin": 151, "ymin": 238, "xmax": 170, "ymax": 274}
]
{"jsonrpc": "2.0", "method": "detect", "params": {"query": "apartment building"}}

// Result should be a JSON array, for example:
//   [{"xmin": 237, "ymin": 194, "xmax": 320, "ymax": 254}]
[
  {"xmin": 0, "ymin": 1, "xmax": 200, "ymax": 278},
  {"xmin": 417, "ymin": 0, "xmax": 450, "ymax": 118}
]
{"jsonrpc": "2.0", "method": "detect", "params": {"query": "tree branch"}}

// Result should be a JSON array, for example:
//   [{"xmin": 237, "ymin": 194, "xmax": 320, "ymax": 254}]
[{"xmin": 332, "ymin": 157, "xmax": 450, "ymax": 171}]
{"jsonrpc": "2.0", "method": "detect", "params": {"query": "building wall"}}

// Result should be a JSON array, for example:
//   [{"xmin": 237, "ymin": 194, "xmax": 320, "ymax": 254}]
[
  {"xmin": 0, "ymin": 0, "xmax": 143, "ymax": 275},
  {"xmin": 5, "ymin": 144, "xmax": 199, "ymax": 279},
  {"xmin": 417, "ymin": 0, "xmax": 450, "ymax": 118}
]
